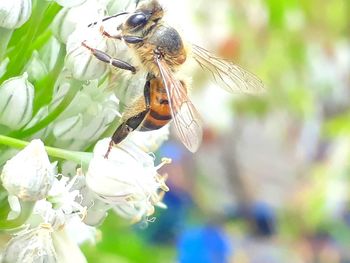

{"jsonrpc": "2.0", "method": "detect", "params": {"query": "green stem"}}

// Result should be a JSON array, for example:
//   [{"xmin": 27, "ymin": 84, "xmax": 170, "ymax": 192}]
[
  {"xmin": 0, "ymin": 199, "xmax": 35, "ymax": 230},
  {"xmin": 0, "ymin": 0, "xmax": 59, "ymax": 82},
  {"xmin": 0, "ymin": 135, "xmax": 92, "ymax": 164},
  {"xmin": 0, "ymin": 28, "xmax": 13, "ymax": 61}
]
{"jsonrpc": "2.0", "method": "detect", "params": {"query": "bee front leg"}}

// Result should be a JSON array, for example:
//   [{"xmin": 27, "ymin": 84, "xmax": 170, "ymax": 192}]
[
  {"xmin": 123, "ymin": 36, "xmax": 144, "ymax": 44},
  {"xmin": 81, "ymin": 41, "xmax": 136, "ymax": 73}
]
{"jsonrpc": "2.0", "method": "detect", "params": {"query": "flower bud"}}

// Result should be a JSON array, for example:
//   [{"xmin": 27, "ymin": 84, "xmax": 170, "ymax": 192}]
[
  {"xmin": 0, "ymin": 72, "xmax": 34, "ymax": 130},
  {"xmin": 52, "ymin": 114, "xmax": 84, "ymax": 140},
  {"xmin": 128, "ymin": 125, "xmax": 170, "ymax": 152},
  {"xmin": 25, "ymin": 51, "xmax": 48, "ymax": 82},
  {"xmin": 2, "ymin": 224, "xmax": 57, "ymax": 263},
  {"xmin": 52, "ymin": 0, "xmax": 106, "ymax": 43},
  {"xmin": 106, "ymin": 0, "xmax": 135, "ymax": 14},
  {"xmin": 53, "ymin": 0, "xmax": 86, "ymax": 8},
  {"xmin": 86, "ymin": 138, "xmax": 169, "ymax": 222},
  {"xmin": 1, "ymin": 139, "xmax": 55, "ymax": 201},
  {"xmin": 0, "ymin": 0, "xmax": 32, "ymax": 29}
]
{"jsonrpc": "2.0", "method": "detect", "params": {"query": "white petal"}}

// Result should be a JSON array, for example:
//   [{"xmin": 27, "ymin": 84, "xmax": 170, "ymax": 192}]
[
  {"xmin": 52, "ymin": 0, "xmax": 106, "ymax": 43},
  {"xmin": 53, "ymin": 227, "xmax": 87, "ymax": 263},
  {"xmin": 52, "ymin": 114, "xmax": 84, "ymax": 140}
]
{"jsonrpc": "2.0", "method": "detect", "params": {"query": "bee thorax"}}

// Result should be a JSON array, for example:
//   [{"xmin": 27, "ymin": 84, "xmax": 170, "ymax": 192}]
[{"xmin": 149, "ymin": 25, "xmax": 184, "ymax": 55}]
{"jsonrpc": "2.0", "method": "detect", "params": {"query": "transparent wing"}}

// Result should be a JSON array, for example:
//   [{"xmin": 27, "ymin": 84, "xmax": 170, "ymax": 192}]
[
  {"xmin": 155, "ymin": 56, "xmax": 203, "ymax": 152},
  {"xmin": 192, "ymin": 44, "xmax": 265, "ymax": 94}
]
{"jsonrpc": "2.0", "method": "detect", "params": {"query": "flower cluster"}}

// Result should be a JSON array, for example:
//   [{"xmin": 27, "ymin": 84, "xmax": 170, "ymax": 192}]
[
  {"xmin": 1, "ymin": 140, "xmax": 88, "ymax": 262},
  {"xmin": 0, "ymin": 0, "xmax": 172, "ymax": 262}
]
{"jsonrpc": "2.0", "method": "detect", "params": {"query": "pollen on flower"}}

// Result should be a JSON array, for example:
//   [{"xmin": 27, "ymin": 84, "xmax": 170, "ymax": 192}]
[
  {"xmin": 155, "ymin": 173, "xmax": 169, "ymax": 192},
  {"xmin": 39, "ymin": 222, "xmax": 54, "ymax": 231}
]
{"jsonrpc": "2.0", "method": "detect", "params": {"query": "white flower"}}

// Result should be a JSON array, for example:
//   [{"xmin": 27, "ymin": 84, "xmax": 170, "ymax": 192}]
[
  {"xmin": 31, "ymin": 174, "xmax": 86, "ymax": 225},
  {"xmin": 52, "ymin": 0, "xmax": 107, "ymax": 43},
  {"xmin": 47, "ymin": 175, "xmax": 85, "ymax": 216},
  {"xmin": 30, "ymin": 173, "xmax": 94, "ymax": 248},
  {"xmin": 1, "ymin": 140, "xmax": 55, "ymax": 201},
  {"xmin": 2, "ymin": 224, "xmax": 87, "ymax": 263},
  {"xmin": 0, "ymin": 0, "xmax": 32, "ymax": 29},
  {"xmin": 86, "ymin": 138, "xmax": 170, "ymax": 222},
  {"xmin": 2, "ymin": 224, "xmax": 57, "ymax": 263},
  {"xmin": 0, "ymin": 72, "xmax": 34, "ymax": 130}
]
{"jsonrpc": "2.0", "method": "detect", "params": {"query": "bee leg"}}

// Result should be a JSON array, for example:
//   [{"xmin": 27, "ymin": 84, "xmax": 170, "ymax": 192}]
[
  {"xmin": 105, "ymin": 80, "xmax": 151, "ymax": 158},
  {"xmin": 81, "ymin": 41, "xmax": 136, "ymax": 73},
  {"xmin": 123, "ymin": 36, "xmax": 144, "ymax": 44},
  {"xmin": 99, "ymin": 26, "xmax": 122, "ymax": 40},
  {"xmin": 96, "ymin": 26, "xmax": 143, "ymax": 44},
  {"xmin": 105, "ymin": 109, "xmax": 150, "ymax": 158}
]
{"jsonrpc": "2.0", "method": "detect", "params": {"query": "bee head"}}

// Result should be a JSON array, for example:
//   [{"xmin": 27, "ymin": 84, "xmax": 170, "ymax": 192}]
[{"xmin": 120, "ymin": 0, "xmax": 163, "ymax": 35}]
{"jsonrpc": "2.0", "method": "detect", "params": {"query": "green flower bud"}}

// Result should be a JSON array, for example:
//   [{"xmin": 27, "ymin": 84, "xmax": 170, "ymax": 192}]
[
  {"xmin": 54, "ymin": 0, "xmax": 86, "ymax": 8},
  {"xmin": 0, "ymin": 0, "xmax": 32, "ymax": 29},
  {"xmin": 0, "ymin": 72, "xmax": 34, "ymax": 130}
]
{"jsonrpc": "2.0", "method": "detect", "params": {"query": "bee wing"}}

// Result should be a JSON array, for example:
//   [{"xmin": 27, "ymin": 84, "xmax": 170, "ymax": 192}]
[
  {"xmin": 155, "ymin": 55, "xmax": 203, "ymax": 152},
  {"xmin": 192, "ymin": 44, "xmax": 265, "ymax": 94}
]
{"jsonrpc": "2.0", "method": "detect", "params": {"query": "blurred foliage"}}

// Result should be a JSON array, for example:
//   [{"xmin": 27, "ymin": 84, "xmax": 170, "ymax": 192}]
[{"xmin": 82, "ymin": 213, "xmax": 175, "ymax": 263}]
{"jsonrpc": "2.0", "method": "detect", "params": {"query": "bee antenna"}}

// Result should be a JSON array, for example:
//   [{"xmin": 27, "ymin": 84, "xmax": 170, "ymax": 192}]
[{"xmin": 88, "ymin": 12, "xmax": 129, "ymax": 27}]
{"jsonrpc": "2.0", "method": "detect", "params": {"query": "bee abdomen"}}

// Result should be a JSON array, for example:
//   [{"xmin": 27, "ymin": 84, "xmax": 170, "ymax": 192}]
[
  {"xmin": 149, "ymin": 109, "xmax": 171, "ymax": 120},
  {"xmin": 140, "ymin": 76, "xmax": 172, "ymax": 131}
]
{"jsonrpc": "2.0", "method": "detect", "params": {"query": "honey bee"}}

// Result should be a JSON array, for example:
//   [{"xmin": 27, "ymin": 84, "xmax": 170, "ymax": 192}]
[{"xmin": 83, "ymin": 0, "xmax": 265, "ymax": 157}]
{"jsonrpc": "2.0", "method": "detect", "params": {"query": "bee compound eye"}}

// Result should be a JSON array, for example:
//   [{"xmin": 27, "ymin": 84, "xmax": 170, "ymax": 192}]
[{"xmin": 126, "ymin": 13, "xmax": 148, "ymax": 28}]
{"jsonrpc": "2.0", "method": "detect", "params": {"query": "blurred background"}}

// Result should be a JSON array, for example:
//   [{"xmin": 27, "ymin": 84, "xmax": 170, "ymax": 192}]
[{"xmin": 82, "ymin": 0, "xmax": 350, "ymax": 262}]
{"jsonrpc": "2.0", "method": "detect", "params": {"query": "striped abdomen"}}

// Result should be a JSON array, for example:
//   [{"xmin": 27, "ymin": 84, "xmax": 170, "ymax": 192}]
[{"xmin": 140, "ymin": 77, "xmax": 172, "ymax": 131}]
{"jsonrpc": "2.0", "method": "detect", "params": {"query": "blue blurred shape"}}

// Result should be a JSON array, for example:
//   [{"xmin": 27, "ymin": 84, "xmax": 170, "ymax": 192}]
[
  {"xmin": 177, "ymin": 225, "xmax": 231, "ymax": 263},
  {"xmin": 251, "ymin": 201, "xmax": 276, "ymax": 237}
]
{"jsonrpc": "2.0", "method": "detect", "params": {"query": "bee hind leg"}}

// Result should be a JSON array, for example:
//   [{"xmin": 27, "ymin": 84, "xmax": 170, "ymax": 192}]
[
  {"xmin": 105, "ymin": 109, "xmax": 150, "ymax": 158},
  {"xmin": 105, "ymin": 79, "xmax": 151, "ymax": 158}
]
